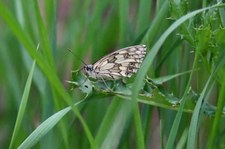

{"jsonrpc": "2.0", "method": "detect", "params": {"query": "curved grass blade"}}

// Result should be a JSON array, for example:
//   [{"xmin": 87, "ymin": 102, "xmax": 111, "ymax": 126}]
[
  {"xmin": 152, "ymin": 69, "xmax": 197, "ymax": 84},
  {"xmin": 18, "ymin": 100, "xmax": 84, "ymax": 149}
]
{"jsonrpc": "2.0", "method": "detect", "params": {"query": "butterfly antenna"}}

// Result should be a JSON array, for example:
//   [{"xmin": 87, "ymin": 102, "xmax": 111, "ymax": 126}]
[{"xmin": 67, "ymin": 48, "xmax": 87, "ymax": 66}]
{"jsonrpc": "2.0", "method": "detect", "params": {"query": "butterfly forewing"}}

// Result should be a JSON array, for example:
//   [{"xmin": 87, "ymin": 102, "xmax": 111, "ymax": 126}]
[{"xmin": 85, "ymin": 45, "xmax": 146, "ymax": 80}]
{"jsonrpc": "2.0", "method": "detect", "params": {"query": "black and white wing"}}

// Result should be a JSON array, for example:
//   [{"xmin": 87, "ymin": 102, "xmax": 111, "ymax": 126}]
[{"xmin": 92, "ymin": 45, "xmax": 147, "ymax": 79}]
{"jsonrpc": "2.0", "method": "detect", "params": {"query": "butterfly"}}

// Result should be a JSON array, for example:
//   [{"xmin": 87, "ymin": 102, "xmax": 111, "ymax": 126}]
[{"xmin": 82, "ymin": 45, "xmax": 147, "ymax": 80}]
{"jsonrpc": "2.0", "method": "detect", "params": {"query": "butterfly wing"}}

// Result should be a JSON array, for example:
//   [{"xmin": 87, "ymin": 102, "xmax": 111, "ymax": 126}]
[{"xmin": 92, "ymin": 45, "xmax": 147, "ymax": 79}]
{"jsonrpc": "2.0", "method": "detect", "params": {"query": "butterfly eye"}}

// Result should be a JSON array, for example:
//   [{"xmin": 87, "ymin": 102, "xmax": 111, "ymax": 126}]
[
  {"xmin": 85, "ymin": 65, "xmax": 93, "ymax": 71},
  {"xmin": 84, "ymin": 66, "xmax": 88, "ymax": 71}
]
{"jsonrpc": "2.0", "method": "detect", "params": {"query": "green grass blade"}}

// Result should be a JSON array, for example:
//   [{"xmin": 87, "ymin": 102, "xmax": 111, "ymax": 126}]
[
  {"xmin": 187, "ymin": 75, "xmax": 212, "ymax": 149},
  {"xmin": 176, "ymin": 128, "xmax": 188, "ymax": 149},
  {"xmin": 34, "ymin": 0, "xmax": 55, "ymax": 68},
  {"xmin": 143, "ymin": 1, "xmax": 169, "ymax": 45},
  {"xmin": 118, "ymin": 0, "xmax": 129, "ymax": 45},
  {"xmin": 17, "ymin": 100, "xmax": 84, "ymax": 149},
  {"xmin": 136, "ymin": 0, "xmax": 152, "ymax": 34},
  {"xmin": 9, "ymin": 60, "xmax": 36, "ymax": 149},
  {"xmin": 44, "ymin": 0, "xmax": 57, "ymax": 55},
  {"xmin": 218, "ymin": 1, "xmax": 225, "ymax": 27},
  {"xmin": 153, "ymin": 69, "xmax": 197, "ymax": 84},
  {"xmin": 95, "ymin": 99, "xmax": 132, "ymax": 148},
  {"xmin": 133, "ymin": 104, "xmax": 145, "ymax": 149},
  {"xmin": 207, "ymin": 80, "xmax": 225, "ymax": 148}
]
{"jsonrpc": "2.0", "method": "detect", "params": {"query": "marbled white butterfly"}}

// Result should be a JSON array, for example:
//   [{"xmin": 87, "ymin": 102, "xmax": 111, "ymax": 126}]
[{"xmin": 83, "ymin": 45, "xmax": 147, "ymax": 80}]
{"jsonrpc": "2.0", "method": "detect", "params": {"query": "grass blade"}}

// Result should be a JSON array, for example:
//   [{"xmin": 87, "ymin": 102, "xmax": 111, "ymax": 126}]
[
  {"xmin": 18, "ymin": 100, "xmax": 84, "ymax": 149},
  {"xmin": 9, "ymin": 60, "xmax": 36, "ymax": 149}
]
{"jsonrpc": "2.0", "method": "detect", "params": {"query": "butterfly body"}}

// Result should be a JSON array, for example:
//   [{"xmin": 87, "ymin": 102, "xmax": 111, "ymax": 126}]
[{"xmin": 83, "ymin": 45, "xmax": 147, "ymax": 80}]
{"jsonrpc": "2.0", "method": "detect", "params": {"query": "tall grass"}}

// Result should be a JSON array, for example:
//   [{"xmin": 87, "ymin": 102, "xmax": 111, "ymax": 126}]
[{"xmin": 0, "ymin": 0, "xmax": 225, "ymax": 148}]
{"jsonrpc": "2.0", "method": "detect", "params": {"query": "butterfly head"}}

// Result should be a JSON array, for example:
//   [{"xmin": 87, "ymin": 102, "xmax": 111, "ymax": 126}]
[
  {"xmin": 84, "ymin": 64, "xmax": 93, "ymax": 71},
  {"xmin": 83, "ymin": 64, "xmax": 95, "ymax": 78}
]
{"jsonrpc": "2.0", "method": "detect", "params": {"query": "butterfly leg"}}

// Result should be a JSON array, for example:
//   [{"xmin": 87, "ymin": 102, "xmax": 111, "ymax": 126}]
[
  {"xmin": 112, "ymin": 79, "xmax": 125, "ymax": 90},
  {"xmin": 99, "ymin": 76, "xmax": 113, "ymax": 92}
]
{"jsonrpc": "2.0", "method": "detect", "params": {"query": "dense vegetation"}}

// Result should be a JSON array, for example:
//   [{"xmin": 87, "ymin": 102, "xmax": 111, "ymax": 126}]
[{"xmin": 0, "ymin": 0, "xmax": 225, "ymax": 148}]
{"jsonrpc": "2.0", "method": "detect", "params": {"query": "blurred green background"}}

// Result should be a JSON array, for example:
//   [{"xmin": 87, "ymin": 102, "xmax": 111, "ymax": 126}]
[{"xmin": 0, "ymin": 0, "xmax": 225, "ymax": 148}]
